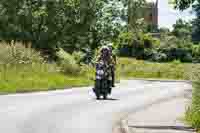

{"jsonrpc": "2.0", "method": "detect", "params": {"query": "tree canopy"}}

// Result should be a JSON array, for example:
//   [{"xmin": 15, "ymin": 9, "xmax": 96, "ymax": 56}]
[
  {"xmin": 0, "ymin": 0, "xmax": 128, "ymax": 59},
  {"xmin": 171, "ymin": 0, "xmax": 200, "ymax": 43},
  {"xmin": 172, "ymin": 19, "xmax": 192, "ymax": 39},
  {"xmin": 171, "ymin": 0, "xmax": 196, "ymax": 10}
]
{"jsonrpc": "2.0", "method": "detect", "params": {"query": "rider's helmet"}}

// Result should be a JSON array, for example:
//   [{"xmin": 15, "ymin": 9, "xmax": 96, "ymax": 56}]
[{"xmin": 100, "ymin": 45, "xmax": 110, "ymax": 58}]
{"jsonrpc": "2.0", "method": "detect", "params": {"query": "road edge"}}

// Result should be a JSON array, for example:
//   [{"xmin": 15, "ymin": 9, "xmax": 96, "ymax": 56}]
[
  {"xmin": 113, "ymin": 116, "xmax": 131, "ymax": 133},
  {"xmin": 120, "ymin": 119, "xmax": 131, "ymax": 133}
]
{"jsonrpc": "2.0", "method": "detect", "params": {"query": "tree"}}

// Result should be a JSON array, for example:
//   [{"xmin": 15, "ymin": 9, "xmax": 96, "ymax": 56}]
[
  {"xmin": 170, "ymin": 0, "xmax": 196, "ymax": 10},
  {"xmin": 0, "ymin": 0, "xmax": 102, "ymax": 59},
  {"xmin": 127, "ymin": 0, "xmax": 146, "ymax": 32},
  {"xmin": 159, "ymin": 27, "xmax": 170, "ymax": 33},
  {"xmin": 191, "ymin": 2, "xmax": 200, "ymax": 42},
  {"xmin": 90, "ymin": 0, "xmax": 127, "ymax": 49},
  {"xmin": 172, "ymin": 19, "xmax": 192, "ymax": 39},
  {"xmin": 171, "ymin": 0, "xmax": 200, "ymax": 43}
]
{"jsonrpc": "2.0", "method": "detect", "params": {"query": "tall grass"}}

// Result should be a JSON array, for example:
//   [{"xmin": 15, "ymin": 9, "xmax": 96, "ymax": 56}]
[
  {"xmin": 0, "ymin": 41, "xmax": 43, "ymax": 65},
  {"xmin": 185, "ymin": 65, "xmax": 200, "ymax": 132},
  {"xmin": 118, "ymin": 58, "xmax": 192, "ymax": 80},
  {"xmin": 0, "ymin": 63, "xmax": 93, "ymax": 93},
  {"xmin": 0, "ymin": 42, "xmax": 93, "ymax": 93},
  {"xmin": 56, "ymin": 48, "xmax": 81, "ymax": 75}
]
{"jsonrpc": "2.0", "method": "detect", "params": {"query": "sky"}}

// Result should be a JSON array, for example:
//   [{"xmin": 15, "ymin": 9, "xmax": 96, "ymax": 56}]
[{"xmin": 158, "ymin": 0, "xmax": 196, "ymax": 30}]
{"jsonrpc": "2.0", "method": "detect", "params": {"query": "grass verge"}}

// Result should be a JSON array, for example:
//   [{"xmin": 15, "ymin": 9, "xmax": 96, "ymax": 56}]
[
  {"xmin": 185, "ymin": 65, "xmax": 200, "ymax": 132},
  {"xmin": 0, "ymin": 42, "xmax": 94, "ymax": 94},
  {"xmin": 118, "ymin": 58, "xmax": 192, "ymax": 80},
  {"xmin": 0, "ymin": 63, "xmax": 93, "ymax": 94}
]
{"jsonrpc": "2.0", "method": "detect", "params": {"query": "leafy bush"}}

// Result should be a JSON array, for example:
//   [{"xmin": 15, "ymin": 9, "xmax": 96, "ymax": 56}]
[
  {"xmin": 152, "ymin": 52, "xmax": 167, "ymax": 62},
  {"xmin": 72, "ymin": 51, "xmax": 86, "ymax": 64},
  {"xmin": 116, "ymin": 30, "xmax": 198, "ymax": 63},
  {"xmin": 56, "ymin": 48, "xmax": 81, "ymax": 75},
  {"xmin": 182, "ymin": 53, "xmax": 193, "ymax": 62},
  {"xmin": 192, "ymin": 44, "xmax": 200, "ymax": 62},
  {"xmin": 158, "ymin": 36, "xmax": 194, "ymax": 62},
  {"xmin": 116, "ymin": 32, "xmax": 159, "ymax": 58},
  {"xmin": 72, "ymin": 50, "xmax": 93, "ymax": 64},
  {"xmin": 192, "ymin": 44, "xmax": 200, "ymax": 57}
]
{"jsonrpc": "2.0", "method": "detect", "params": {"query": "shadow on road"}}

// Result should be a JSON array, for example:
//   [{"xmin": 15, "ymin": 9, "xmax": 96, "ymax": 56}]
[
  {"xmin": 95, "ymin": 98, "xmax": 119, "ymax": 101},
  {"xmin": 128, "ymin": 125, "xmax": 196, "ymax": 132}
]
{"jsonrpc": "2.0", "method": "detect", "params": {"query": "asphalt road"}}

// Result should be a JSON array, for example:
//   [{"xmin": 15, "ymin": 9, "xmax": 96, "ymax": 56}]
[{"xmin": 0, "ymin": 80, "xmax": 192, "ymax": 133}]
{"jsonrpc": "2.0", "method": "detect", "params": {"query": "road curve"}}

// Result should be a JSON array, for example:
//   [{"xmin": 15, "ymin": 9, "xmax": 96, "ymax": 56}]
[{"xmin": 0, "ymin": 80, "xmax": 192, "ymax": 133}]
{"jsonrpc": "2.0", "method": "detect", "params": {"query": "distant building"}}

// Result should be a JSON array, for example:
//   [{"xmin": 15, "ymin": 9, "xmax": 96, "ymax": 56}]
[
  {"xmin": 129, "ymin": 0, "xmax": 158, "ymax": 32},
  {"xmin": 144, "ymin": 0, "xmax": 158, "ymax": 31}
]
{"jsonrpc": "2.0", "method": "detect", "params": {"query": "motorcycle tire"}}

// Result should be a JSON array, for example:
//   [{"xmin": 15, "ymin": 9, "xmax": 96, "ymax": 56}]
[
  {"xmin": 103, "ymin": 93, "xmax": 107, "ymax": 100},
  {"xmin": 96, "ymin": 95, "xmax": 100, "ymax": 100},
  {"xmin": 94, "ymin": 89, "xmax": 100, "ymax": 100}
]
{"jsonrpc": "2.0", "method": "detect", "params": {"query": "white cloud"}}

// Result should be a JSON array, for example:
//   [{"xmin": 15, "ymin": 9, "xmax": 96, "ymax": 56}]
[{"xmin": 158, "ymin": 0, "xmax": 195, "ymax": 30}]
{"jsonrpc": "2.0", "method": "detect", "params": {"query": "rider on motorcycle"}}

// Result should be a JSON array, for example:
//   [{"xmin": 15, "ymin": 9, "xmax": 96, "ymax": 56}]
[{"xmin": 96, "ymin": 45, "xmax": 112, "ymax": 79}]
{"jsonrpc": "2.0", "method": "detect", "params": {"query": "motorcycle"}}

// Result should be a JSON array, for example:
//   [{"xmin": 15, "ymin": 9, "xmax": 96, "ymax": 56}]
[{"xmin": 93, "ymin": 61, "xmax": 112, "ymax": 100}]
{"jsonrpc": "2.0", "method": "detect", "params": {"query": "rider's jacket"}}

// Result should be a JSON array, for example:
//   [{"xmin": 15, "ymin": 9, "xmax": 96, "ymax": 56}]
[{"xmin": 95, "ymin": 55, "xmax": 112, "ymax": 80}]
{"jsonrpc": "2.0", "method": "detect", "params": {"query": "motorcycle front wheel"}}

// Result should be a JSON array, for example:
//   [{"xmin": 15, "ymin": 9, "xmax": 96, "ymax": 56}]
[{"xmin": 103, "ymin": 93, "xmax": 107, "ymax": 100}]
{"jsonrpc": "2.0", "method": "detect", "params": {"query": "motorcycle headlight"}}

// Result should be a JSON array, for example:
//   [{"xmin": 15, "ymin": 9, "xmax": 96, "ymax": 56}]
[{"xmin": 97, "ymin": 70, "xmax": 104, "ymax": 75}]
